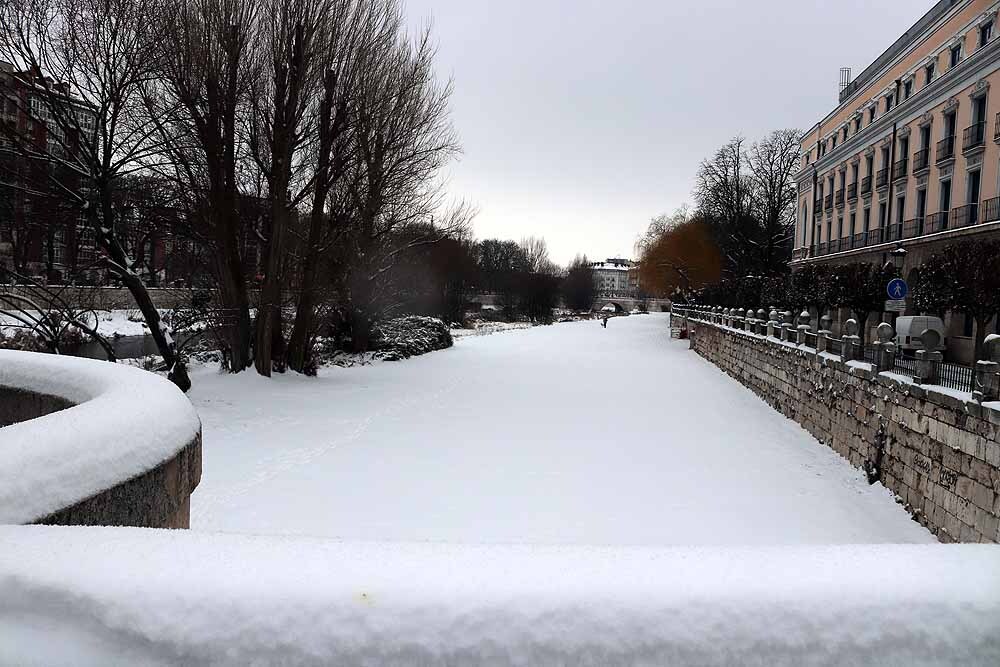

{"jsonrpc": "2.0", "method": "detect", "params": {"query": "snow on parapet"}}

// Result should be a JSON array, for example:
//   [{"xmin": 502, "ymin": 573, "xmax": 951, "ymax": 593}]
[
  {"xmin": 0, "ymin": 527, "xmax": 999, "ymax": 665},
  {"xmin": 0, "ymin": 350, "xmax": 200, "ymax": 524}
]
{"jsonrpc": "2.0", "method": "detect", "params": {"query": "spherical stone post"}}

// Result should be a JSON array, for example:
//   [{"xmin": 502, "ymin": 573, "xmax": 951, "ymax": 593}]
[
  {"xmin": 797, "ymin": 310, "xmax": 811, "ymax": 345},
  {"xmin": 874, "ymin": 322, "xmax": 896, "ymax": 372},
  {"xmin": 745, "ymin": 306, "xmax": 755, "ymax": 332},
  {"xmin": 842, "ymin": 318, "xmax": 860, "ymax": 362},
  {"xmin": 767, "ymin": 309, "xmax": 779, "ymax": 338},
  {"xmin": 780, "ymin": 310, "xmax": 794, "ymax": 342},
  {"xmin": 914, "ymin": 329, "xmax": 943, "ymax": 384},
  {"xmin": 756, "ymin": 309, "xmax": 766, "ymax": 335}
]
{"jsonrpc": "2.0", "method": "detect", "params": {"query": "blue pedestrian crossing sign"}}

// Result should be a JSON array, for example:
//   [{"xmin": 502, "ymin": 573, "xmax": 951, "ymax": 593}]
[{"xmin": 887, "ymin": 278, "xmax": 908, "ymax": 300}]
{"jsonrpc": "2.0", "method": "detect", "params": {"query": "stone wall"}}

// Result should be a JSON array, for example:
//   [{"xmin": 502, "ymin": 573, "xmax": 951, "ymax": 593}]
[
  {"xmin": 35, "ymin": 434, "xmax": 201, "ymax": 529},
  {"xmin": 686, "ymin": 318, "xmax": 1000, "ymax": 544}
]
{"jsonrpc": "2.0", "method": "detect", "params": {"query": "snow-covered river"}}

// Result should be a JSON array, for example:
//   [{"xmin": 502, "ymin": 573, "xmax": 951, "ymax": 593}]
[{"xmin": 189, "ymin": 313, "xmax": 932, "ymax": 545}]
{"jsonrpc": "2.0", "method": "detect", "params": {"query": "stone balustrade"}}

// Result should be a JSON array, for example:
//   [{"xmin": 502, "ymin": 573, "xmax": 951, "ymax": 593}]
[{"xmin": 0, "ymin": 350, "xmax": 202, "ymax": 528}]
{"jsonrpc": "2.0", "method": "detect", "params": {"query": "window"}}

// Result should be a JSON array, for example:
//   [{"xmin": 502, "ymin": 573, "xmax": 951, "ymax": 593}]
[
  {"xmin": 981, "ymin": 20, "xmax": 993, "ymax": 47},
  {"xmin": 842, "ymin": 127, "xmax": 849, "ymax": 142},
  {"xmin": 896, "ymin": 195, "xmax": 905, "ymax": 224},
  {"xmin": 903, "ymin": 79, "xmax": 913, "ymax": 99},
  {"xmin": 854, "ymin": 117, "xmax": 861, "ymax": 133},
  {"xmin": 802, "ymin": 204, "xmax": 808, "ymax": 245},
  {"xmin": 866, "ymin": 154, "xmax": 873, "ymax": 176},
  {"xmin": 863, "ymin": 207, "xmax": 871, "ymax": 233},
  {"xmin": 886, "ymin": 93, "xmax": 894, "ymax": 112},
  {"xmin": 920, "ymin": 125, "xmax": 931, "ymax": 149},
  {"xmin": 925, "ymin": 62, "xmax": 936, "ymax": 85},
  {"xmin": 950, "ymin": 44, "xmax": 962, "ymax": 68},
  {"xmin": 849, "ymin": 212, "xmax": 856, "ymax": 236},
  {"xmin": 868, "ymin": 106, "xmax": 876, "ymax": 124},
  {"xmin": 831, "ymin": 134, "xmax": 837, "ymax": 149},
  {"xmin": 940, "ymin": 178, "xmax": 952, "ymax": 214}
]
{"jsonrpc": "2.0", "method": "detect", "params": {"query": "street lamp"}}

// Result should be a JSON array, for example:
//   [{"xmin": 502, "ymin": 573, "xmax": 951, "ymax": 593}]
[{"xmin": 886, "ymin": 245, "xmax": 906, "ymax": 274}]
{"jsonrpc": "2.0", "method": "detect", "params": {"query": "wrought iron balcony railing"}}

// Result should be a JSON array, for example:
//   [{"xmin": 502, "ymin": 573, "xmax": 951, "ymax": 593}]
[
  {"xmin": 936, "ymin": 135, "xmax": 956, "ymax": 163},
  {"xmin": 962, "ymin": 121, "xmax": 986, "ymax": 151}
]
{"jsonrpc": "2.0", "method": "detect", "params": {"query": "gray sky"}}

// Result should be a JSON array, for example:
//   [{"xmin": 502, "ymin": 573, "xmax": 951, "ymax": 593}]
[{"xmin": 405, "ymin": 0, "xmax": 930, "ymax": 265}]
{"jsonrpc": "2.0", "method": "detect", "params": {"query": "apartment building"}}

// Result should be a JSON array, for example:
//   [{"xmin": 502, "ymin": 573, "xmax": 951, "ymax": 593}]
[{"xmin": 793, "ymin": 0, "xmax": 1000, "ymax": 361}]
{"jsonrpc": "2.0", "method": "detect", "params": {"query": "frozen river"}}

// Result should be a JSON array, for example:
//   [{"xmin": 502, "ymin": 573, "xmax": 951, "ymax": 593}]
[{"xmin": 189, "ymin": 313, "xmax": 932, "ymax": 545}]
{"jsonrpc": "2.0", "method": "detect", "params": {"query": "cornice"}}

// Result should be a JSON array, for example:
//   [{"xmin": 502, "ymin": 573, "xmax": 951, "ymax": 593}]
[{"xmin": 798, "ymin": 37, "xmax": 1000, "ymax": 179}]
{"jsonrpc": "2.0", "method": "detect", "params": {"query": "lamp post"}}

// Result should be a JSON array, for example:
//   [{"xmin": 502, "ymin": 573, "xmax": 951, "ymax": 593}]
[{"xmin": 885, "ymin": 244, "xmax": 906, "ymax": 274}]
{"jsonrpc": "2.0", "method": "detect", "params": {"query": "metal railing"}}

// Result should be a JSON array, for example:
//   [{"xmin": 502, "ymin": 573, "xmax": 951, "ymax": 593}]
[
  {"xmin": 936, "ymin": 361, "xmax": 975, "ymax": 392},
  {"xmin": 982, "ymin": 196, "xmax": 1000, "ymax": 223},
  {"xmin": 829, "ymin": 238, "xmax": 841, "ymax": 253},
  {"xmin": 885, "ymin": 222, "xmax": 902, "ymax": 241},
  {"xmin": 962, "ymin": 121, "xmax": 986, "ymax": 151},
  {"xmin": 817, "ymin": 241, "xmax": 828, "ymax": 256},
  {"xmin": 936, "ymin": 135, "xmax": 956, "ymax": 162},
  {"xmin": 903, "ymin": 218, "xmax": 924, "ymax": 238},
  {"xmin": 835, "ymin": 189, "xmax": 845, "ymax": 206},
  {"xmin": 951, "ymin": 203, "xmax": 978, "ymax": 228},
  {"xmin": 876, "ymin": 168, "xmax": 889, "ymax": 188},
  {"xmin": 995, "ymin": 111, "xmax": 1000, "ymax": 141},
  {"xmin": 913, "ymin": 148, "xmax": 930, "ymax": 171},
  {"xmin": 893, "ymin": 355, "xmax": 917, "ymax": 376},
  {"xmin": 866, "ymin": 228, "xmax": 883, "ymax": 245},
  {"xmin": 853, "ymin": 232, "xmax": 866, "ymax": 248},
  {"xmin": 892, "ymin": 158, "xmax": 908, "ymax": 179},
  {"xmin": 847, "ymin": 182, "xmax": 858, "ymax": 200},
  {"xmin": 861, "ymin": 175, "xmax": 872, "ymax": 194},
  {"xmin": 825, "ymin": 194, "xmax": 834, "ymax": 210},
  {"xmin": 926, "ymin": 211, "xmax": 949, "ymax": 233}
]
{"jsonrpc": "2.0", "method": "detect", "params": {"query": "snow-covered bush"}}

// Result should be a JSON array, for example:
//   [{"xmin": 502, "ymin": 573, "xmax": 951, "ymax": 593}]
[{"xmin": 372, "ymin": 316, "xmax": 453, "ymax": 361}]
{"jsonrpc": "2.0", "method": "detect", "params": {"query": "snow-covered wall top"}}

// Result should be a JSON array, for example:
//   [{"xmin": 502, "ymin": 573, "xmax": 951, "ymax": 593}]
[
  {"xmin": 0, "ymin": 350, "xmax": 201, "ymax": 525},
  {"xmin": 1, "ymin": 526, "xmax": 998, "ymax": 665}
]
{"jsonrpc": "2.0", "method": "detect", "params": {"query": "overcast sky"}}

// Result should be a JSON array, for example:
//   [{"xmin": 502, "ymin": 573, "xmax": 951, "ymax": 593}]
[{"xmin": 405, "ymin": 0, "xmax": 931, "ymax": 265}]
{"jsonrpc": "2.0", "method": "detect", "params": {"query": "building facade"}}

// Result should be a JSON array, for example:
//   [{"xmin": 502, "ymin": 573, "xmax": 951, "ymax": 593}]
[
  {"xmin": 590, "ymin": 258, "xmax": 635, "ymax": 297},
  {"xmin": 793, "ymin": 0, "xmax": 1000, "ymax": 361}
]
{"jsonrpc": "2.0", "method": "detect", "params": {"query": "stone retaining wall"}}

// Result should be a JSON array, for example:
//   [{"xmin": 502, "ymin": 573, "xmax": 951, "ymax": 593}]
[{"xmin": 687, "ymin": 318, "xmax": 1000, "ymax": 543}]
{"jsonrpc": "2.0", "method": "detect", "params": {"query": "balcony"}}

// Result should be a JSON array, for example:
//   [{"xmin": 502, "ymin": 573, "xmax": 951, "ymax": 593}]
[
  {"xmin": 817, "ymin": 241, "xmax": 828, "ymax": 256},
  {"xmin": 860, "ymin": 175, "xmax": 872, "ymax": 194},
  {"xmin": 982, "ymin": 196, "xmax": 1000, "ymax": 223},
  {"xmin": 847, "ymin": 183, "xmax": 858, "ymax": 201},
  {"xmin": 903, "ymin": 218, "xmax": 924, "ymax": 239},
  {"xmin": 835, "ymin": 189, "xmax": 845, "ymax": 207},
  {"xmin": 936, "ymin": 135, "xmax": 956, "ymax": 163},
  {"xmin": 951, "ymin": 203, "xmax": 978, "ymax": 228},
  {"xmin": 829, "ymin": 238, "xmax": 841, "ymax": 254},
  {"xmin": 866, "ymin": 228, "xmax": 883, "ymax": 245},
  {"xmin": 912, "ymin": 148, "xmax": 930, "ymax": 172},
  {"xmin": 926, "ymin": 211, "xmax": 949, "ymax": 233},
  {"xmin": 824, "ymin": 194, "xmax": 833, "ymax": 210},
  {"xmin": 884, "ymin": 222, "xmax": 902, "ymax": 242},
  {"xmin": 813, "ymin": 200, "xmax": 823, "ymax": 218},
  {"xmin": 875, "ymin": 168, "xmax": 889, "ymax": 189},
  {"xmin": 962, "ymin": 121, "xmax": 986, "ymax": 152},
  {"xmin": 852, "ymin": 232, "xmax": 866, "ymax": 248},
  {"xmin": 892, "ymin": 158, "xmax": 908, "ymax": 180},
  {"xmin": 995, "ymin": 112, "xmax": 1000, "ymax": 142}
]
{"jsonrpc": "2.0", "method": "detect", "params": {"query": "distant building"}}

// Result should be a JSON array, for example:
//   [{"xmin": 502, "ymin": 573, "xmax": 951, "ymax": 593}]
[{"xmin": 589, "ymin": 258, "xmax": 635, "ymax": 297}]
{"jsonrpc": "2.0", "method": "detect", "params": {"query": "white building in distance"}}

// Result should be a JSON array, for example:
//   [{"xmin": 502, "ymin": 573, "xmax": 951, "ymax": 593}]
[{"xmin": 590, "ymin": 258, "xmax": 637, "ymax": 297}]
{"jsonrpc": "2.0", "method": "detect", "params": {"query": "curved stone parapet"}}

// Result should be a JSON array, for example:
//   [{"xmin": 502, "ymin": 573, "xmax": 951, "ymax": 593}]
[{"xmin": 0, "ymin": 350, "xmax": 201, "ymax": 528}]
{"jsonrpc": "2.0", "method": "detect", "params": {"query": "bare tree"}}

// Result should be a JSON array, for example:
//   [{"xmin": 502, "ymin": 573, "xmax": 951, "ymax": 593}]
[
  {"xmin": 0, "ymin": 0, "xmax": 192, "ymax": 389},
  {"xmin": 748, "ymin": 129, "xmax": 800, "ymax": 276},
  {"xmin": 340, "ymin": 18, "xmax": 462, "ymax": 350},
  {"xmin": 151, "ymin": 0, "xmax": 259, "ymax": 373},
  {"xmin": 519, "ymin": 236, "xmax": 557, "ymax": 276}
]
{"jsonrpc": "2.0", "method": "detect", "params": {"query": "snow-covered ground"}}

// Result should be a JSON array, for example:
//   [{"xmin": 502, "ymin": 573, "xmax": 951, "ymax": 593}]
[
  {"xmin": 190, "ymin": 313, "xmax": 932, "ymax": 545},
  {"xmin": 2, "ymin": 527, "xmax": 998, "ymax": 667},
  {"xmin": 0, "ymin": 308, "xmax": 154, "ymax": 337}
]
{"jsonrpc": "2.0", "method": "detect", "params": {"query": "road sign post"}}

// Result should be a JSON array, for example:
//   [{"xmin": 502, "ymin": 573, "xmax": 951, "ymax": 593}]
[{"xmin": 886, "ymin": 278, "xmax": 908, "ymax": 301}]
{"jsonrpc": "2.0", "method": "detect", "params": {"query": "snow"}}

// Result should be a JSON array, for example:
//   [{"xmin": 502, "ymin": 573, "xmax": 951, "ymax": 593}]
[
  {"xmin": 1, "ymin": 526, "xmax": 998, "ymax": 666},
  {"xmin": 0, "ymin": 350, "xmax": 201, "ymax": 524},
  {"xmin": 0, "ymin": 309, "xmax": 155, "ymax": 338},
  {"xmin": 189, "ymin": 313, "xmax": 932, "ymax": 545}
]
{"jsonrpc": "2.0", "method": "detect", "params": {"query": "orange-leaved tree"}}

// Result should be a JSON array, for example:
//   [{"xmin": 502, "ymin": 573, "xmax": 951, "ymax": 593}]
[{"xmin": 637, "ymin": 216, "xmax": 722, "ymax": 299}]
